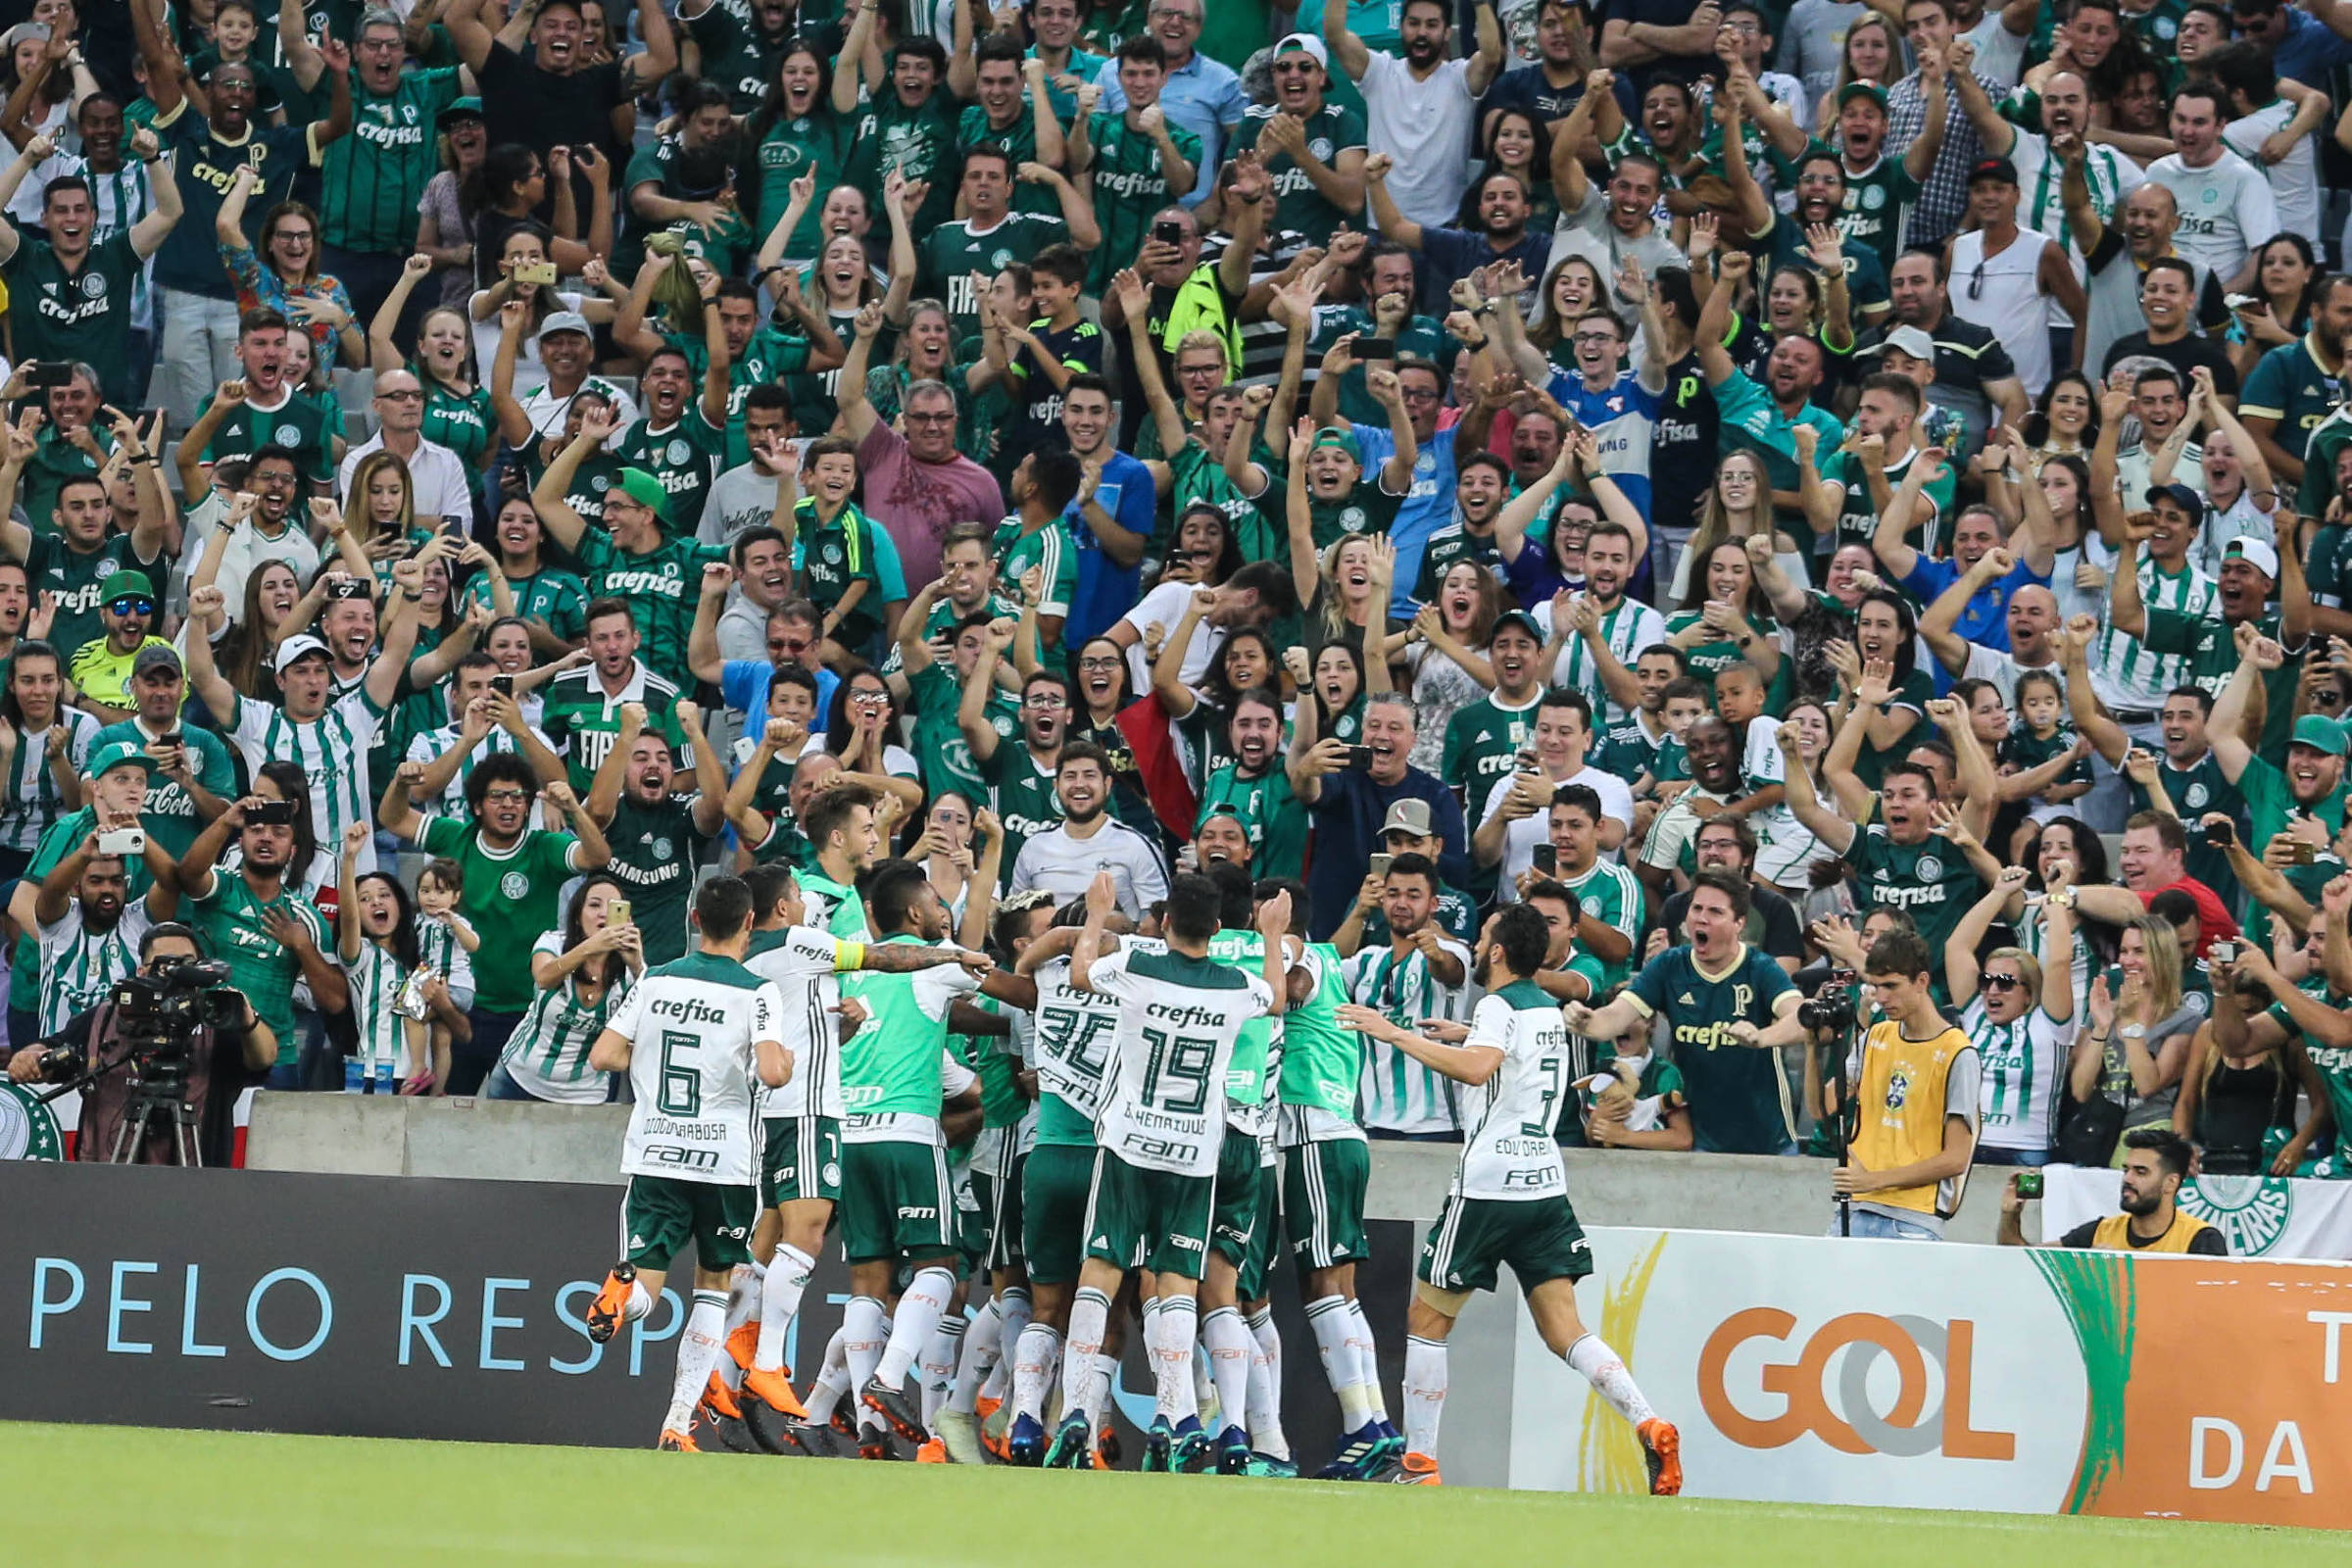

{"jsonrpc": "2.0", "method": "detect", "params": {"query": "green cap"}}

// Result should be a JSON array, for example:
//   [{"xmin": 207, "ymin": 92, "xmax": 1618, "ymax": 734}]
[
  {"xmin": 614, "ymin": 467, "xmax": 670, "ymax": 523},
  {"xmin": 436, "ymin": 95, "xmax": 482, "ymax": 130},
  {"xmin": 1838, "ymin": 82, "xmax": 1887, "ymax": 111},
  {"xmin": 85, "ymin": 739, "xmax": 155, "ymax": 781},
  {"xmin": 2291, "ymin": 714, "xmax": 2349, "ymax": 758},
  {"xmin": 1309, "ymin": 425, "xmax": 1362, "ymax": 464},
  {"xmin": 99, "ymin": 568, "xmax": 154, "ymax": 602}
]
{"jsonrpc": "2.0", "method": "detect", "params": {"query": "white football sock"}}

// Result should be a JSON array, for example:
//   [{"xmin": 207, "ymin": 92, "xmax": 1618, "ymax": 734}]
[
  {"xmin": 662, "ymin": 1291, "xmax": 727, "ymax": 1434},
  {"xmin": 753, "ymin": 1245, "xmax": 813, "ymax": 1374},
  {"xmin": 1060, "ymin": 1287, "xmax": 1110, "ymax": 1431},
  {"xmin": 1156, "ymin": 1296, "xmax": 1200, "ymax": 1423},
  {"xmin": 1347, "ymin": 1298, "xmax": 1388, "ymax": 1422},
  {"xmin": 874, "ymin": 1267, "xmax": 955, "ymax": 1390},
  {"xmin": 1402, "ymin": 1334, "xmax": 1448, "ymax": 1458},
  {"xmin": 1245, "ymin": 1305, "xmax": 1290, "ymax": 1458},
  {"xmin": 948, "ymin": 1298, "xmax": 1003, "ymax": 1415},
  {"xmin": 1200, "ymin": 1306, "xmax": 1252, "ymax": 1438},
  {"xmin": 1011, "ymin": 1321, "xmax": 1061, "ymax": 1424},
  {"xmin": 1305, "ymin": 1294, "xmax": 1369, "ymax": 1428},
  {"xmin": 1567, "ymin": 1334, "xmax": 1656, "ymax": 1426},
  {"xmin": 722, "ymin": 1261, "xmax": 763, "ymax": 1340},
  {"xmin": 625, "ymin": 1279, "xmax": 654, "ymax": 1323},
  {"xmin": 842, "ymin": 1297, "xmax": 888, "ymax": 1428},
  {"xmin": 920, "ymin": 1315, "xmax": 964, "ymax": 1427},
  {"xmin": 986, "ymin": 1287, "xmax": 1032, "ymax": 1398},
  {"xmin": 1090, "ymin": 1350, "xmax": 1120, "ymax": 1429},
  {"xmin": 806, "ymin": 1325, "xmax": 849, "ymax": 1417}
]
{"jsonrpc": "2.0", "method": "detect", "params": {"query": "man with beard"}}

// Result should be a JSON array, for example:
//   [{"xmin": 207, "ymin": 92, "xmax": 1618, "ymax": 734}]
[
  {"xmin": 1295, "ymin": 695, "xmax": 1472, "ymax": 939},
  {"xmin": 1365, "ymin": 156, "xmax": 1549, "ymax": 318},
  {"xmin": 1329, "ymin": 0, "xmax": 1500, "ymax": 230},
  {"xmin": 1695, "ymin": 254, "xmax": 1848, "ymax": 516},
  {"xmin": 1339, "ymin": 853, "xmax": 1473, "ymax": 1140},
  {"xmin": 1333, "ymin": 798, "xmax": 1479, "ymax": 954},
  {"xmin": 1545, "ymin": 89, "xmax": 1687, "ymax": 295},
  {"xmin": 66, "ymin": 569, "xmax": 172, "ymax": 721},
  {"xmin": 1050, "ymin": 367, "xmax": 1160, "ymax": 650},
  {"xmin": 699, "ymin": 395, "xmax": 804, "ymax": 553},
  {"xmin": 133, "ymin": 0, "xmax": 352, "ymax": 430},
  {"xmin": 1482, "ymin": 0, "xmax": 1595, "ymax": 129},
  {"xmin": 1306, "ymin": 245, "xmax": 1462, "ymax": 425},
  {"xmin": 1886, "ymin": 2, "xmax": 2000, "ymax": 250},
  {"xmin": 2238, "ymin": 272, "xmax": 2352, "ymax": 490},
  {"xmin": 1567, "ymin": 869, "xmax": 1805, "ymax": 1155},
  {"xmin": 956, "ymin": 41, "xmax": 1070, "ymax": 220},
  {"xmin": 1549, "ymin": 521, "xmax": 1668, "ymax": 730},
  {"xmin": 892, "ymin": 525, "xmax": 1019, "ymax": 673},
  {"xmin": 178, "ymin": 786, "xmax": 352, "ymax": 1089},
  {"xmin": 541, "ymin": 598, "xmax": 687, "ymax": 797},
  {"xmin": 1785, "ymin": 740, "xmax": 1990, "ymax": 980},
  {"xmin": 1656, "ymin": 814, "xmax": 1807, "ymax": 975},
  {"xmin": 1873, "ymin": 250, "xmax": 2028, "ymax": 463},
  {"xmin": 1636, "ymin": 713, "xmax": 1748, "ymax": 902},
  {"xmin": 2114, "ymin": 512, "xmax": 2310, "ymax": 758},
  {"xmin": 1195, "ymin": 687, "xmax": 1308, "ymax": 878},
  {"xmin": 1247, "ymin": 32, "xmax": 1366, "ymax": 243},
  {"xmin": 2065, "ymin": 145, "xmax": 2230, "ymax": 383},
  {"xmin": 1593, "ymin": 643, "xmax": 1690, "ymax": 783},
  {"xmin": 0, "ymin": 127, "xmax": 179, "ymax": 412},
  {"xmin": 0, "ymin": 469, "xmax": 172, "ymax": 670},
  {"xmin": 584, "ymin": 699, "xmax": 727, "ymax": 965},
  {"xmin": 29, "ymin": 745, "xmax": 181, "ymax": 1035},
  {"xmin": 445, "ymin": 0, "xmax": 672, "ymax": 168},
  {"xmin": 1810, "ymin": 371, "xmax": 1952, "ymax": 558},
  {"xmin": 2143, "ymin": 82, "xmax": 2276, "ymax": 290},
  {"xmin": 185, "ymin": 313, "xmax": 338, "ymax": 483},
  {"xmin": 1749, "ymin": 81, "xmax": 1944, "ymax": 275},
  {"xmin": 1477, "ymin": 694, "xmax": 1637, "ymax": 896},
  {"xmin": 1008, "ymin": 742, "xmax": 1168, "ymax": 919},
  {"xmin": 1723, "ymin": 140, "xmax": 1891, "ymax": 324},
  {"xmin": 2000, "ymin": 1127, "xmax": 2225, "ymax": 1250},
  {"xmin": 1951, "ymin": 63, "xmax": 2141, "ymax": 305}
]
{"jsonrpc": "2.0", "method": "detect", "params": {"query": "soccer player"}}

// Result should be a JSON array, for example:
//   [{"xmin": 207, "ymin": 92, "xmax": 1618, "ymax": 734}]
[
  {"xmin": 1338, "ymin": 904, "xmax": 1683, "ymax": 1494},
  {"xmin": 838, "ymin": 862, "xmax": 1034, "ymax": 1451},
  {"xmin": 1046, "ymin": 870, "xmax": 1289, "ymax": 1472},
  {"xmin": 729, "ymin": 862, "xmax": 998, "ymax": 1453},
  {"xmin": 581, "ymin": 876, "xmax": 791, "ymax": 1452}
]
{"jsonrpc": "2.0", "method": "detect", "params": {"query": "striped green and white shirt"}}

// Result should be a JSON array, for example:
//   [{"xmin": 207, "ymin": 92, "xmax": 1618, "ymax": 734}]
[
  {"xmin": 0, "ymin": 712, "xmax": 99, "ymax": 854},
  {"xmin": 2088, "ymin": 557, "xmax": 2216, "ymax": 713},
  {"xmin": 403, "ymin": 721, "xmax": 557, "ymax": 818},
  {"xmin": 499, "ymin": 931, "xmax": 633, "ymax": 1104},
  {"xmin": 1544, "ymin": 597, "xmax": 1669, "ymax": 730},
  {"xmin": 227, "ymin": 689, "xmax": 388, "ymax": 870},
  {"xmin": 416, "ymin": 915, "xmax": 477, "ymax": 1009},
  {"xmin": 1343, "ymin": 937, "xmax": 1476, "ymax": 1137},
  {"xmin": 1963, "ymin": 997, "xmax": 2069, "ymax": 1154},
  {"xmin": 37, "ymin": 901, "xmax": 153, "ymax": 1036},
  {"xmin": 342, "ymin": 940, "xmax": 417, "ymax": 1075}
]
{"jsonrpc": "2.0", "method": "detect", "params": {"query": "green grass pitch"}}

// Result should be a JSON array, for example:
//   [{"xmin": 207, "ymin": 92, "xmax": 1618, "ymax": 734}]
[{"xmin": 11, "ymin": 1420, "xmax": 2337, "ymax": 1566}]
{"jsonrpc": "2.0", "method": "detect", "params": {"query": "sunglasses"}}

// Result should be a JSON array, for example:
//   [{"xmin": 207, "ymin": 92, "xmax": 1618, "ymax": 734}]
[
  {"xmin": 110, "ymin": 597, "xmax": 155, "ymax": 615},
  {"xmin": 1983, "ymin": 973, "xmax": 2023, "ymax": 992}
]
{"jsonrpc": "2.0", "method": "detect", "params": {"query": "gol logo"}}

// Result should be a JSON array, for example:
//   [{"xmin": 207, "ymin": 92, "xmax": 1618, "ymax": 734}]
[{"xmin": 1696, "ymin": 1309, "xmax": 2016, "ymax": 1459}]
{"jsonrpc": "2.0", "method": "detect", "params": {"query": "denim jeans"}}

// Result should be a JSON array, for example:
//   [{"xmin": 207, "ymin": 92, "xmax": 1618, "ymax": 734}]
[{"xmin": 1831, "ymin": 1208, "xmax": 1943, "ymax": 1241}]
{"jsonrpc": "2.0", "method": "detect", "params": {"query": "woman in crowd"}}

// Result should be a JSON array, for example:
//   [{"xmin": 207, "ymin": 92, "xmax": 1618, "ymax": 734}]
[
  {"xmin": 1946, "ymin": 863, "xmax": 2079, "ymax": 1167},
  {"xmin": 1461, "ymin": 107, "xmax": 1556, "ymax": 233},
  {"xmin": 217, "ymin": 169, "xmax": 360, "ymax": 366},
  {"xmin": 335, "ymin": 821, "xmax": 432, "ymax": 1096},
  {"xmin": 466, "ymin": 143, "xmax": 612, "ymax": 290},
  {"xmin": 0, "ymin": 641, "xmax": 93, "ymax": 882},
  {"xmin": 864, "ymin": 299, "xmax": 1004, "ymax": 463},
  {"xmin": 2176, "ymin": 942, "xmax": 2323, "ymax": 1176},
  {"xmin": 1755, "ymin": 697, "xmax": 1838, "ymax": 897},
  {"xmin": 342, "ymin": 452, "xmax": 428, "ymax": 591},
  {"xmin": 822, "ymin": 666, "xmax": 925, "ymax": 821},
  {"xmin": 467, "ymin": 221, "xmax": 622, "ymax": 394},
  {"xmin": 1667, "ymin": 537, "xmax": 1784, "ymax": 696},
  {"xmin": 372, "ymin": 255, "xmax": 497, "ymax": 471},
  {"xmin": 465, "ymin": 497, "xmax": 586, "ymax": 658},
  {"xmin": 1817, "ymin": 15, "xmax": 1900, "ymax": 136},
  {"xmin": 415, "ymin": 97, "xmax": 489, "ymax": 309},
  {"xmin": 1401, "ymin": 561, "xmax": 1498, "ymax": 776},
  {"xmin": 746, "ymin": 39, "xmax": 863, "ymax": 265},
  {"xmin": 484, "ymin": 873, "xmax": 642, "ymax": 1104},
  {"xmin": 1527, "ymin": 253, "xmax": 1609, "ymax": 374},
  {"xmin": 2070, "ymin": 911, "xmax": 2201, "ymax": 1158},
  {"xmin": 1153, "ymin": 597, "xmax": 1280, "ymax": 788},
  {"xmin": 2228, "ymin": 233, "xmax": 2318, "ymax": 384}
]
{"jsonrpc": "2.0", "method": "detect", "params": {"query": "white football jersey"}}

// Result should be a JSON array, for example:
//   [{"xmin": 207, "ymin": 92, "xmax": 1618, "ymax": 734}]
[
  {"xmin": 1453, "ymin": 981, "xmax": 1573, "ymax": 1201},
  {"xmin": 1024, "ymin": 955, "xmax": 1121, "ymax": 1119},
  {"xmin": 744, "ymin": 924, "xmax": 862, "ymax": 1120},
  {"xmin": 1086, "ymin": 944, "xmax": 1274, "ymax": 1178},
  {"xmin": 609, "ymin": 954, "xmax": 787, "ymax": 1186}
]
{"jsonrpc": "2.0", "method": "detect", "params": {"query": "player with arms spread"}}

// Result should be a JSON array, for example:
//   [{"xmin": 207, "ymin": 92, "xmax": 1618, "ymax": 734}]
[
  {"xmin": 1046, "ymin": 870, "xmax": 1290, "ymax": 1472},
  {"xmin": 1340, "ymin": 904, "xmax": 1682, "ymax": 1493},
  {"xmin": 580, "ymin": 876, "xmax": 790, "ymax": 1452}
]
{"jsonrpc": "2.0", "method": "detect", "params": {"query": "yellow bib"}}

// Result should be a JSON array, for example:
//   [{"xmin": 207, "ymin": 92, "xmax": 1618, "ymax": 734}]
[
  {"xmin": 2091, "ymin": 1210, "xmax": 2214, "ymax": 1253},
  {"xmin": 1851, "ymin": 1020, "xmax": 1975, "ymax": 1218}
]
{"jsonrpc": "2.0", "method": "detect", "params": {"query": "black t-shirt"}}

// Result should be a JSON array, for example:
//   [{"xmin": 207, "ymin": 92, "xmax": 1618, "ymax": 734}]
[
  {"xmin": 1660, "ymin": 879, "xmax": 1805, "ymax": 962},
  {"xmin": 1913, "ymin": 315, "xmax": 2015, "ymax": 404},
  {"xmin": 2059, "ymin": 1217, "xmax": 2230, "ymax": 1254},
  {"xmin": 1477, "ymin": 63, "xmax": 1587, "ymax": 125},
  {"xmin": 2100, "ymin": 329, "xmax": 2241, "ymax": 397},
  {"xmin": 479, "ymin": 42, "xmax": 626, "ymax": 163},
  {"xmin": 1650, "ymin": 351, "xmax": 1720, "ymax": 538},
  {"xmin": 1114, "ymin": 261, "xmax": 1245, "ymax": 450}
]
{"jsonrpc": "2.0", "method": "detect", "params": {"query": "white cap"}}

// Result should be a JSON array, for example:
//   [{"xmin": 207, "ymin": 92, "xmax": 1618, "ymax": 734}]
[
  {"xmin": 1273, "ymin": 31, "xmax": 1328, "ymax": 66},
  {"xmin": 272, "ymin": 634, "xmax": 330, "ymax": 674},
  {"xmin": 2223, "ymin": 534, "xmax": 2279, "ymax": 579},
  {"xmin": 1876, "ymin": 323, "xmax": 1936, "ymax": 362}
]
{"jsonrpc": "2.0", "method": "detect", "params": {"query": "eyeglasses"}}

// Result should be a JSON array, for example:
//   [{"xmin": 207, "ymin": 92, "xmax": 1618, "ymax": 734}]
[
  {"xmin": 109, "ymin": 597, "xmax": 154, "ymax": 615},
  {"xmin": 1150, "ymin": 5, "xmax": 1199, "ymax": 20},
  {"xmin": 1983, "ymin": 973, "xmax": 2023, "ymax": 992},
  {"xmin": 277, "ymin": 231, "xmax": 316, "ymax": 246},
  {"xmin": 378, "ymin": 388, "xmax": 423, "ymax": 402},
  {"xmin": 903, "ymin": 410, "xmax": 956, "ymax": 424},
  {"xmin": 1399, "ymin": 386, "xmax": 1443, "ymax": 404},
  {"xmin": 1025, "ymin": 694, "xmax": 1068, "ymax": 710},
  {"xmin": 1078, "ymin": 655, "xmax": 1121, "ymax": 670},
  {"xmin": 1573, "ymin": 330, "xmax": 1621, "ymax": 346},
  {"xmin": 483, "ymin": 787, "xmax": 531, "ymax": 803}
]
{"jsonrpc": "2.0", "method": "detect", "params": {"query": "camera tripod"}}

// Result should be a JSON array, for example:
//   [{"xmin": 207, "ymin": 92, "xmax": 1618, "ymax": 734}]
[{"xmin": 37, "ymin": 1038, "xmax": 204, "ymax": 1166}]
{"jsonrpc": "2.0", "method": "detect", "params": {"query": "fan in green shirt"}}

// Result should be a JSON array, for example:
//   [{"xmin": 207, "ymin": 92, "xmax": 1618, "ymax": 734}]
[
  {"xmin": 748, "ymin": 92, "xmax": 870, "ymax": 261},
  {"xmin": 0, "ymin": 134, "xmax": 180, "ymax": 411},
  {"xmin": 1072, "ymin": 70, "xmax": 1202, "ymax": 293},
  {"xmin": 956, "ymin": 44, "xmax": 1068, "ymax": 219},
  {"xmin": 583, "ymin": 697, "xmax": 727, "ymax": 966},
  {"xmin": 793, "ymin": 438, "xmax": 907, "ymax": 659},
  {"xmin": 179, "ymin": 798, "xmax": 342, "ymax": 1063},
  {"xmin": 901, "ymin": 611, "xmax": 1021, "ymax": 808},
  {"xmin": 1195, "ymin": 710, "xmax": 1307, "ymax": 880},
  {"xmin": 1245, "ymin": 67, "xmax": 1367, "ymax": 245},
  {"xmin": 287, "ymin": 21, "xmax": 462, "ymax": 260},
  {"xmin": 859, "ymin": 57, "xmax": 963, "ymax": 235},
  {"xmin": 2210, "ymin": 648, "xmax": 2351, "ymax": 943}
]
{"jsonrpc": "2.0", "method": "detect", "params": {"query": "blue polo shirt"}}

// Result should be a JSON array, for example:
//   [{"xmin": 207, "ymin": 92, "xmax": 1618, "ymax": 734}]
[
  {"xmin": 2272, "ymin": 7, "xmax": 2352, "ymax": 89},
  {"xmin": 1063, "ymin": 449, "xmax": 1154, "ymax": 647},
  {"xmin": 721, "ymin": 661, "xmax": 842, "ymax": 744},
  {"xmin": 1095, "ymin": 50, "xmax": 1248, "ymax": 210},
  {"xmin": 1353, "ymin": 420, "xmax": 1458, "ymax": 618},
  {"xmin": 1898, "ymin": 555, "xmax": 2046, "ymax": 660}
]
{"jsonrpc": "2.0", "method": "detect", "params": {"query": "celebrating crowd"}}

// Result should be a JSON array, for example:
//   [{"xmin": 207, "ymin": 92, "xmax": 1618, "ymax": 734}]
[{"xmin": 1, "ymin": 0, "xmax": 2352, "ymax": 1474}]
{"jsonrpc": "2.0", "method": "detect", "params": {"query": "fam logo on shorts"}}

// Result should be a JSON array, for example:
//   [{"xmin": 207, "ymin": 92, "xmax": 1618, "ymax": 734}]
[{"xmin": 822, "ymin": 1160, "xmax": 843, "ymax": 1187}]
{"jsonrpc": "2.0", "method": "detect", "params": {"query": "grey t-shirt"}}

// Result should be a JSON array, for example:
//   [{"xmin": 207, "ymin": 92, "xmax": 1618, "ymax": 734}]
[
  {"xmin": 700, "ymin": 457, "xmax": 796, "ymax": 547},
  {"xmin": 1006, "ymin": 819, "xmax": 1171, "ymax": 920}
]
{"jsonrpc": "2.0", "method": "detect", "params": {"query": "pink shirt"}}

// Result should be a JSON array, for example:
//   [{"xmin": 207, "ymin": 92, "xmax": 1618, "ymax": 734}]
[{"xmin": 855, "ymin": 422, "xmax": 1006, "ymax": 588}]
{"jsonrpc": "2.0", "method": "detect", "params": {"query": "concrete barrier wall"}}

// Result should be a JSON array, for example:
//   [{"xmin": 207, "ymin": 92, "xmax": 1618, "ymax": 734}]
[{"xmin": 244, "ymin": 1093, "xmax": 2005, "ymax": 1245}]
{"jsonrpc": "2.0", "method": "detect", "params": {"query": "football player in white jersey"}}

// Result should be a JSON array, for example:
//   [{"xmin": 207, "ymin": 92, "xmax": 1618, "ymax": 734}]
[
  {"xmin": 1339, "ymin": 904, "xmax": 1683, "ymax": 1494},
  {"xmin": 582, "ymin": 876, "xmax": 790, "ymax": 1451}
]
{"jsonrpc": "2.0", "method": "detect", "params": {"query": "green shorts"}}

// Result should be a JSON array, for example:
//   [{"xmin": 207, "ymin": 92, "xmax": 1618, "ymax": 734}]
[
  {"xmin": 1084, "ymin": 1148, "xmax": 1215, "ymax": 1281},
  {"xmin": 1416, "ymin": 1194, "xmax": 1592, "ymax": 1297},
  {"xmin": 838, "ymin": 1138, "xmax": 956, "ymax": 1265},
  {"xmin": 973, "ymin": 1149, "xmax": 1026, "ymax": 1273},
  {"xmin": 1209, "ymin": 1130, "xmax": 1263, "ymax": 1270},
  {"xmin": 621, "ymin": 1173, "xmax": 757, "ymax": 1273},
  {"xmin": 1282, "ymin": 1137, "xmax": 1370, "ymax": 1268},
  {"xmin": 1023, "ymin": 1142, "xmax": 1097, "ymax": 1286},
  {"xmin": 955, "ymin": 1182, "xmax": 988, "ymax": 1278},
  {"xmin": 760, "ymin": 1116, "xmax": 844, "ymax": 1207},
  {"xmin": 1237, "ymin": 1159, "xmax": 1282, "ymax": 1302}
]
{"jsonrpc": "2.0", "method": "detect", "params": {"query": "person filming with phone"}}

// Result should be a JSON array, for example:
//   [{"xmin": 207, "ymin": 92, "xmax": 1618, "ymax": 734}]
[
  {"xmin": 1293, "ymin": 692, "xmax": 1471, "ymax": 940},
  {"xmin": 1998, "ymin": 1128, "xmax": 2227, "ymax": 1253}
]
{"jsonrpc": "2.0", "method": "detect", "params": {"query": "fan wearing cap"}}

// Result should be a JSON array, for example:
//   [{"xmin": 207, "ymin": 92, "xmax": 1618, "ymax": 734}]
[
  {"xmin": 532, "ymin": 403, "xmax": 730, "ymax": 691},
  {"xmin": 280, "ymin": 9, "xmax": 466, "ymax": 323},
  {"xmin": 0, "ymin": 459, "xmax": 171, "ymax": 672},
  {"xmin": 65, "ymin": 569, "xmax": 174, "ymax": 722},
  {"xmin": 1243, "ymin": 33, "xmax": 1368, "ymax": 243},
  {"xmin": 1331, "ymin": 797, "xmax": 1479, "ymax": 956},
  {"xmin": 2209, "ymin": 638, "xmax": 2349, "ymax": 946},
  {"xmin": 1942, "ymin": 155, "xmax": 2081, "ymax": 402},
  {"xmin": 2123, "ymin": 514, "xmax": 2315, "ymax": 757},
  {"xmin": 182, "ymin": 555, "xmax": 428, "ymax": 876},
  {"xmin": 1722, "ymin": 137, "xmax": 1893, "ymax": 328},
  {"xmin": 88, "ymin": 643, "xmax": 239, "ymax": 860},
  {"xmin": 486, "ymin": 265, "xmax": 639, "ymax": 439},
  {"xmin": 25, "ymin": 738, "xmax": 183, "ymax": 1038}
]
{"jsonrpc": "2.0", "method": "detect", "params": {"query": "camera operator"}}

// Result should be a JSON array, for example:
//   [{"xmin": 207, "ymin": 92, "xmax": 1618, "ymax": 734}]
[
  {"xmin": 29, "ymin": 777, "xmax": 182, "ymax": 1035},
  {"xmin": 176, "ymin": 793, "xmax": 348, "ymax": 1091},
  {"xmin": 7, "ymin": 924, "xmax": 275, "ymax": 1166},
  {"xmin": 1998, "ymin": 1128, "xmax": 2227, "ymax": 1253}
]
